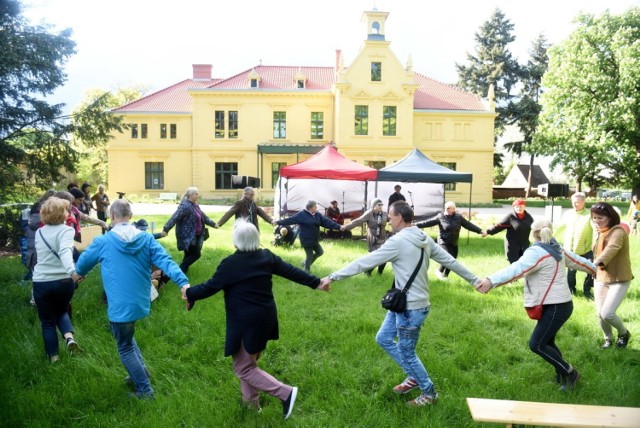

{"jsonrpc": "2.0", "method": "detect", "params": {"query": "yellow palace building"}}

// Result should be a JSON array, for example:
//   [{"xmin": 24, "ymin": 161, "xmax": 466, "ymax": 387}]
[{"xmin": 108, "ymin": 9, "xmax": 496, "ymax": 203}]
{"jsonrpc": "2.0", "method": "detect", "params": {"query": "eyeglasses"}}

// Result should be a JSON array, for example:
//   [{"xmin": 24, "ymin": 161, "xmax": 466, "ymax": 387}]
[{"xmin": 376, "ymin": 203, "xmax": 384, "ymax": 206}]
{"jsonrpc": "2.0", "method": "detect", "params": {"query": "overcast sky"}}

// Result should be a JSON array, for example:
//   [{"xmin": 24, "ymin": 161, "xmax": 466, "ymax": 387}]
[{"xmin": 22, "ymin": 0, "xmax": 639, "ymax": 111}]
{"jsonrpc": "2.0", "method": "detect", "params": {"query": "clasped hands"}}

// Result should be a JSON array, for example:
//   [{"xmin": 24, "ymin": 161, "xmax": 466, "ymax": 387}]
[
  {"xmin": 474, "ymin": 278, "xmax": 493, "ymax": 294},
  {"xmin": 317, "ymin": 277, "xmax": 332, "ymax": 292}
]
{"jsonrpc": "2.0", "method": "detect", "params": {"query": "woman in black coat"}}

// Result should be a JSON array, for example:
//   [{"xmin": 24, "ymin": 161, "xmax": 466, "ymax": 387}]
[
  {"xmin": 184, "ymin": 220, "xmax": 329, "ymax": 419},
  {"xmin": 415, "ymin": 201, "xmax": 485, "ymax": 278},
  {"xmin": 161, "ymin": 187, "xmax": 217, "ymax": 273},
  {"xmin": 486, "ymin": 199, "xmax": 534, "ymax": 264}
]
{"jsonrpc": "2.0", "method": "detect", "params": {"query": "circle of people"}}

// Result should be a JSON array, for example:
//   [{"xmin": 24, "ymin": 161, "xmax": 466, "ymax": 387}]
[{"xmin": 27, "ymin": 183, "xmax": 635, "ymax": 417}]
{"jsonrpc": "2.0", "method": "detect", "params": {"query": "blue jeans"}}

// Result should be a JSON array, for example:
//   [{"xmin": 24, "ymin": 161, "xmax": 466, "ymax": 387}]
[
  {"xmin": 375, "ymin": 307, "xmax": 435, "ymax": 395},
  {"xmin": 110, "ymin": 321, "xmax": 153, "ymax": 396},
  {"xmin": 529, "ymin": 301, "xmax": 574, "ymax": 376},
  {"xmin": 33, "ymin": 278, "xmax": 75, "ymax": 357}
]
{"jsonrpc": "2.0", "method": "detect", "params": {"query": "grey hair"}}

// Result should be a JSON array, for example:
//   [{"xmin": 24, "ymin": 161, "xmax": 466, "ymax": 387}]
[
  {"xmin": 233, "ymin": 219, "xmax": 260, "ymax": 251},
  {"xmin": 531, "ymin": 218, "xmax": 554, "ymax": 244},
  {"xmin": 184, "ymin": 187, "xmax": 199, "ymax": 200},
  {"xmin": 54, "ymin": 191, "xmax": 74, "ymax": 202},
  {"xmin": 98, "ymin": 184, "xmax": 105, "ymax": 192},
  {"xmin": 110, "ymin": 199, "xmax": 132, "ymax": 219},
  {"xmin": 369, "ymin": 198, "xmax": 382, "ymax": 209},
  {"xmin": 571, "ymin": 192, "xmax": 586, "ymax": 201},
  {"xmin": 306, "ymin": 200, "xmax": 317, "ymax": 210},
  {"xmin": 243, "ymin": 186, "xmax": 254, "ymax": 194},
  {"xmin": 444, "ymin": 201, "xmax": 456, "ymax": 210}
]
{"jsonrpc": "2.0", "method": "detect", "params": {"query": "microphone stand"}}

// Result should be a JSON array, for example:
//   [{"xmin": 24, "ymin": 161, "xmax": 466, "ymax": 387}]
[{"xmin": 408, "ymin": 191, "xmax": 414, "ymax": 210}]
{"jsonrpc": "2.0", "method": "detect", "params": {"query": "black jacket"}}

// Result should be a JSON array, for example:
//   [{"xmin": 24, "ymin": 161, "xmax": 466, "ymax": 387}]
[
  {"xmin": 186, "ymin": 249, "xmax": 320, "ymax": 356},
  {"xmin": 415, "ymin": 212, "xmax": 482, "ymax": 246}
]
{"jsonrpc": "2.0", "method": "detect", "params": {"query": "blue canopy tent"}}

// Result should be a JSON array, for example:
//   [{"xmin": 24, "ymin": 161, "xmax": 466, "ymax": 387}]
[{"xmin": 375, "ymin": 148, "xmax": 473, "ymax": 220}]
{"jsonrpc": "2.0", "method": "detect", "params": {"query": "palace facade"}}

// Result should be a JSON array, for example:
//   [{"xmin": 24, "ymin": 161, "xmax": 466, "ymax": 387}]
[{"xmin": 108, "ymin": 9, "xmax": 496, "ymax": 203}]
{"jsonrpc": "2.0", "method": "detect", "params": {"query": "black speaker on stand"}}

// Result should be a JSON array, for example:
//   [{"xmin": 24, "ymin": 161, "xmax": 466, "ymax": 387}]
[{"xmin": 232, "ymin": 175, "xmax": 261, "ymax": 189}]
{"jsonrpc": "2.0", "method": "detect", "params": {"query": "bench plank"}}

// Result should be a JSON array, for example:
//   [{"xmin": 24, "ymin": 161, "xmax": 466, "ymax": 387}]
[
  {"xmin": 467, "ymin": 397, "xmax": 640, "ymax": 428},
  {"xmin": 158, "ymin": 193, "xmax": 178, "ymax": 201}
]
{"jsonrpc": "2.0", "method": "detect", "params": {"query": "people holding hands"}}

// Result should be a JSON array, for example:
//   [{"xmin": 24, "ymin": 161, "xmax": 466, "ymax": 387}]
[{"xmin": 474, "ymin": 219, "xmax": 596, "ymax": 391}]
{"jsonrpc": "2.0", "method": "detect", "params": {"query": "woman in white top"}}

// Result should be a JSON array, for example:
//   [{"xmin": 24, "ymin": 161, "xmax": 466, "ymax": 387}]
[
  {"xmin": 478, "ymin": 219, "xmax": 596, "ymax": 391},
  {"xmin": 32, "ymin": 197, "xmax": 83, "ymax": 362}
]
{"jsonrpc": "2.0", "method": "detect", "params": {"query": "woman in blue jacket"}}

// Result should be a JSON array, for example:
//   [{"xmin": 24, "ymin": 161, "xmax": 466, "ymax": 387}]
[
  {"xmin": 161, "ymin": 187, "xmax": 218, "ymax": 273},
  {"xmin": 274, "ymin": 200, "xmax": 342, "ymax": 272}
]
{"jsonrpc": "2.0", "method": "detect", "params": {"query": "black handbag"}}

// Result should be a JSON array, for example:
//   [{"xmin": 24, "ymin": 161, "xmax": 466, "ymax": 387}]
[
  {"xmin": 203, "ymin": 227, "xmax": 210, "ymax": 241},
  {"xmin": 381, "ymin": 249, "xmax": 424, "ymax": 313}
]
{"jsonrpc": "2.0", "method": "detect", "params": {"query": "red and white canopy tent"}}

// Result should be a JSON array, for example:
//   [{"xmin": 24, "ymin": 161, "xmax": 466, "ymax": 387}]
[{"xmin": 274, "ymin": 145, "xmax": 377, "ymax": 219}]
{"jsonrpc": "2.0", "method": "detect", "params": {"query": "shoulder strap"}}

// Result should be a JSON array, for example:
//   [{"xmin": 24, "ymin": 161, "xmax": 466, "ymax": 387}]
[
  {"xmin": 400, "ymin": 249, "xmax": 425, "ymax": 295},
  {"xmin": 539, "ymin": 260, "xmax": 560, "ymax": 305},
  {"xmin": 38, "ymin": 229, "xmax": 61, "ymax": 260}
]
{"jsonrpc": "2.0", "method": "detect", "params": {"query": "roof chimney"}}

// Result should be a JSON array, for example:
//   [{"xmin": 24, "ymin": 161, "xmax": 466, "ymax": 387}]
[
  {"xmin": 192, "ymin": 64, "xmax": 212, "ymax": 80},
  {"xmin": 335, "ymin": 50, "xmax": 341, "ymax": 70}
]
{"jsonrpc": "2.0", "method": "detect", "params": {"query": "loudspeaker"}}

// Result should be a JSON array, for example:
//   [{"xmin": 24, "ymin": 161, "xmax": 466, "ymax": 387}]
[
  {"xmin": 231, "ymin": 175, "xmax": 261, "ymax": 189},
  {"xmin": 538, "ymin": 183, "xmax": 569, "ymax": 198}
]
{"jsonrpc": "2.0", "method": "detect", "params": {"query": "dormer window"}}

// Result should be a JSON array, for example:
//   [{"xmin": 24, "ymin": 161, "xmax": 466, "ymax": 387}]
[
  {"xmin": 248, "ymin": 68, "xmax": 261, "ymax": 89},
  {"xmin": 294, "ymin": 67, "xmax": 307, "ymax": 89}
]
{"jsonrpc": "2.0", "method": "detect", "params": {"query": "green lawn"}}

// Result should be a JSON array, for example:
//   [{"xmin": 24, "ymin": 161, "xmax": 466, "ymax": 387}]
[{"xmin": 1, "ymin": 217, "xmax": 638, "ymax": 427}]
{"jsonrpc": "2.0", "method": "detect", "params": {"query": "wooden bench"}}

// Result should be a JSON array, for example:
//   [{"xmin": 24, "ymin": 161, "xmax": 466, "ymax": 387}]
[
  {"xmin": 157, "ymin": 192, "xmax": 178, "ymax": 202},
  {"xmin": 467, "ymin": 397, "xmax": 640, "ymax": 428}
]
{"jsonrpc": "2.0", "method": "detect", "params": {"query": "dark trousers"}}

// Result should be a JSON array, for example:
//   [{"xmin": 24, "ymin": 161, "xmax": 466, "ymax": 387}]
[
  {"xmin": 303, "ymin": 243, "xmax": 323, "ymax": 271},
  {"xmin": 567, "ymin": 251, "xmax": 594, "ymax": 296},
  {"xmin": 438, "ymin": 242, "xmax": 459, "ymax": 276},
  {"xmin": 529, "ymin": 301, "xmax": 574, "ymax": 376},
  {"xmin": 33, "ymin": 278, "xmax": 75, "ymax": 357},
  {"xmin": 180, "ymin": 235, "xmax": 204, "ymax": 273}
]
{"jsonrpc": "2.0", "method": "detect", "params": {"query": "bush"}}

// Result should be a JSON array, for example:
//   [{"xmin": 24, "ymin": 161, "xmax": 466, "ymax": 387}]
[{"xmin": 0, "ymin": 203, "xmax": 29, "ymax": 250}]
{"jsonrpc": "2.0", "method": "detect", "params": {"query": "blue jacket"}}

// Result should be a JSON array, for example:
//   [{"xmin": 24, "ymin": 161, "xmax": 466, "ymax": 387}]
[
  {"xmin": 76, "ymin": 225, "xmax": 189, "ymax": 322},
  {"xmin": 276, "ymin": 210, "xmax": 341, "ymax": 247},
  {"xmin": 163, "ymin": 199, "xmax": 217, "ymax": 251}
]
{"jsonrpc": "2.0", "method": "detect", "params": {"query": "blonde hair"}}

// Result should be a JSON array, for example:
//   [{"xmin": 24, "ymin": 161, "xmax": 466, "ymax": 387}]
[
  {"xmin": 40, "ymin": 197, "xmax": 70, "ymax": 225},
  {"xmin": 531, "ymin": 219, "xmax": 554, "ymax": 244}
]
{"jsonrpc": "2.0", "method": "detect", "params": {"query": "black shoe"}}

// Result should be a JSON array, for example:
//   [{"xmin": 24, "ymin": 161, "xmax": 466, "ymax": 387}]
[
  {"xmin": 616, "ymin": 331, "xmax": 631, "ymax": 348},
  {"xmin": 602, "ymin": 337, "xmax": 613, "ymax": 349},
  {"xmin": 560, "ymin": 369, "xmax": 580, "ymax": 391},
  {"xmin": 583, "ymin": 291, "xmax": 594, "ymax": 300},
  {"xmin": 282, "ymin": 387, "xmax": 298, "ymax": 420}
]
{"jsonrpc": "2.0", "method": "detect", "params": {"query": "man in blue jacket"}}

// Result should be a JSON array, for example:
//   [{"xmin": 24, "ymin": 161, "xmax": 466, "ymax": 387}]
[
  {"xmin": 75, "ymin": 200, "xmax": 190, "ymax": 399},
  {"xmin": 274, "ymin": 200, "xmax": 343, "ymax": 272}
]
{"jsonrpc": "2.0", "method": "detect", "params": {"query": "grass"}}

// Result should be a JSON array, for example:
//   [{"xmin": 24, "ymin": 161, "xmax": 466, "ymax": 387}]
[{"xmin": 0, "ymin": 217, "xmax": 639, "ymax": 427}]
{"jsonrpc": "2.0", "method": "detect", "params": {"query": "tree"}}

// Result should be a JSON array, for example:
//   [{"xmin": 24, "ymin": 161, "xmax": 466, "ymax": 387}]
[
  {"xmin": 534, "ymin": 8, "xmax": 640, "ymax": 194},
  {"xmin": 73, "ymin": 87, "xmax": 144, "ymax": 187},
  {"xmin": 503, "ymin": 34, "xmax": 550, "ymax": 197},
  {"xmin": 0, "ymin": 0, "xmax": 125, "ymax": 202},
  {"xmin": 456, "ymin": 8, "xmax": 521, "ymax": 169}
]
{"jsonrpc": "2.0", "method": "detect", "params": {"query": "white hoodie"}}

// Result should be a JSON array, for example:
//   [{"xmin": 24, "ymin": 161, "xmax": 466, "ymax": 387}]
[{"xmin": 329, "ymin": 226, "xmax": 479, "ymax": 309}]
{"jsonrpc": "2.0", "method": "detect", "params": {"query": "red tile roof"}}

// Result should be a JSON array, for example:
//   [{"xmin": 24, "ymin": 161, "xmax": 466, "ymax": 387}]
[
  {"xmin": 413, "ymin": 72, "xmax": 485, "ymax": 111},
  {"xmin": 112, "ymin": 78, "xmax": 221, "ymax": 113},
  {"xmin": 112, "ymin": 66, "xmax": 486, "ymax": 113},
  {"xmin": 210, "ymin": 65, "xmax": 335, "ymax": 90}
]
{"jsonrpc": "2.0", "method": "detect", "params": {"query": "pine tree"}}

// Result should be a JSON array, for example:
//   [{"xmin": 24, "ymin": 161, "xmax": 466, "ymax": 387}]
[{"xmin": 456, "ymin": 8, "xmax": 520, "ymax": 168}]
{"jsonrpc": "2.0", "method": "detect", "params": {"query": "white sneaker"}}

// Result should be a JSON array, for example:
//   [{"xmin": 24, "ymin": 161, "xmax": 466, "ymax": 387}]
[{"xmin": 435, "ymin": 270, "xmax": 445, "ymax": 280}]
